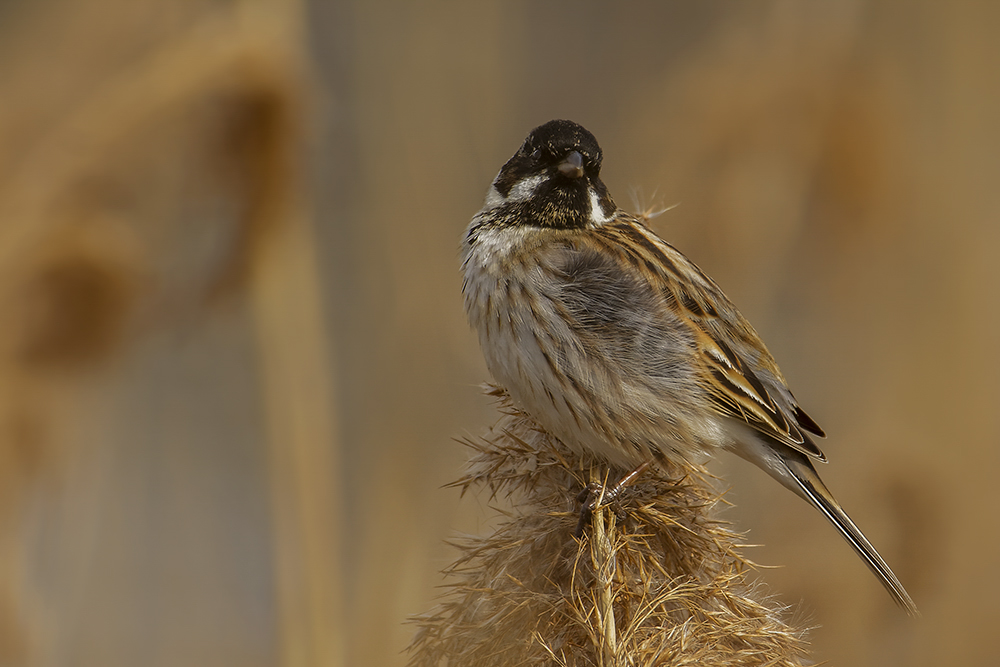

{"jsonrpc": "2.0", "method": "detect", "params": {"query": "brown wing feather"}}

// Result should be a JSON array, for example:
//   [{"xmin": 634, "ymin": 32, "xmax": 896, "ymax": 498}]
[
  {"xmin": 695, "ymin": 323, "xmax": 826, "ymax": 460},
  {"xmin": 613, "ymin": 218, "xmax": 827, "ymax": 461}
]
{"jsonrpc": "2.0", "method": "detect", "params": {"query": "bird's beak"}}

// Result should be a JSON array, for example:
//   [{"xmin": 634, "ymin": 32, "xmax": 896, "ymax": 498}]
[{"xmin": 557, "ymin": 151, "xmax": 585, "ymax": 178}]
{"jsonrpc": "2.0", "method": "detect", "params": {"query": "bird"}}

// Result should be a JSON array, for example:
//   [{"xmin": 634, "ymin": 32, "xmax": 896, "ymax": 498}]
[{"xmin": 461, "ymin": 119, "xmax": 918, "ymax": 616}]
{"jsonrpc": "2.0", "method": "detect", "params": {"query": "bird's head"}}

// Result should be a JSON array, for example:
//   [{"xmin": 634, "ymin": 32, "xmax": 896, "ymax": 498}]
[{"xmin": 486, "ymin": 120, "xmax": 616, "ymax": 229}]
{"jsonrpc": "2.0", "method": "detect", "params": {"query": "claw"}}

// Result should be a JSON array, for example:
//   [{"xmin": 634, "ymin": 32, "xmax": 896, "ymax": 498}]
[{"xmin": 573, "ymin": 460, "xmax": 653, "ymax": 537}]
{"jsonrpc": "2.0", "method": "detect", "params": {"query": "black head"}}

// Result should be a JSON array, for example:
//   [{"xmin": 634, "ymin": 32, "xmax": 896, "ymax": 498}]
[{"xmin": 489, "ymin": 120, "xmax": 616, "ymax": 229}]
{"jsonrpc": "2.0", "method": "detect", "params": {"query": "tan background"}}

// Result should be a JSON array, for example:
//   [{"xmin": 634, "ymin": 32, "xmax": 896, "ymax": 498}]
[{"xmin": 0, "ymin": 0, "xmax": 997, "ymax": 665}]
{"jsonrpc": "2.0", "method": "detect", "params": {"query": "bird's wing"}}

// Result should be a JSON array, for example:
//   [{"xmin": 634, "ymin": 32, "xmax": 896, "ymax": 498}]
[
  {"xmin": 600, "ymin": 218, "xmax": 827, "ymax": 461},
  {"xmin": 694, "ymin": 322, "xmax": 827, "ymax": 460}
]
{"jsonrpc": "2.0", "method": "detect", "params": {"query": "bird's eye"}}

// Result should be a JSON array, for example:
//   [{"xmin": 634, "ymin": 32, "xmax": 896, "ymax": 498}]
[{"xmin": 530, "ymin": 149, "xmax": 542, "ymax": 161}]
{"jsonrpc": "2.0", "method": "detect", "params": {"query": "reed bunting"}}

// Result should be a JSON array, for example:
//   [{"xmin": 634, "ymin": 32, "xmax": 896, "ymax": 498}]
[{"xmin": 461, "ymin": 119, "xmax": 918, "ymax": 615}]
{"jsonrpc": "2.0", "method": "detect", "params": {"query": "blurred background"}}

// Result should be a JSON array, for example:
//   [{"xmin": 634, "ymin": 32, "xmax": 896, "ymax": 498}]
[{"xmin": 0, "ymin": 0, "xmax": 996, "ymax": 665}]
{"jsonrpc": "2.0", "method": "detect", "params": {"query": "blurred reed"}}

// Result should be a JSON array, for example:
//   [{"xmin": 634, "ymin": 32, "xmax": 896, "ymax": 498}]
[{"xmin": 0, "ymin": 0, "xmax": 343, "ymax": 664}]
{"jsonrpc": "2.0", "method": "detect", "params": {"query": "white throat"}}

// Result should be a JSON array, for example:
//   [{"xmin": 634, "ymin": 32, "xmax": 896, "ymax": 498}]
[{"xmin": 589, "ymin": 188, "xmax": 612, "ymax": 224}]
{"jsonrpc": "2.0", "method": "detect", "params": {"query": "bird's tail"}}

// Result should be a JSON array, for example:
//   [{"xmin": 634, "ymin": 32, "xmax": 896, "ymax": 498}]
[
  {"xmin": 733, "ymin": 438, "xmax": 919, "ymax": 616},
  {"xmin": 775, "ymin": 451, "xmax": 919, "ymax": 616}
]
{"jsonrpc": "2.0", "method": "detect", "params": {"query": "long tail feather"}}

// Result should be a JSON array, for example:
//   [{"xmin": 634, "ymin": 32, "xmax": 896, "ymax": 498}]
[{"xmin": 778, "ymin": 452, "xmax": 920, "ymax": 616}]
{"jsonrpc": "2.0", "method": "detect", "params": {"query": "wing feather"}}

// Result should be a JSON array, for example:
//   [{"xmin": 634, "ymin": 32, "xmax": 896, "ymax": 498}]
[{"xmin": 606, "ymin": 218, "xmax": 827, "ymax": 461}]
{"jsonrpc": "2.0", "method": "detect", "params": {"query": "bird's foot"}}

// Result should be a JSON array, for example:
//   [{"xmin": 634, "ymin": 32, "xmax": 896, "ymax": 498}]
[
  {"xmin": 574, "ymin": 482, "xmax": 620, "ymax": 537},
  {"xmin": 573, "ymin": 460, "xmax": 653, "ymax": 537}
]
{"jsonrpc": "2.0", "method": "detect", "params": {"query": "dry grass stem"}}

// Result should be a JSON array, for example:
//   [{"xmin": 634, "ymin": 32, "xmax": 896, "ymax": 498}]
[{"xmin": 408, "ymin": 386, "xmax": 811, "ymax": 667}]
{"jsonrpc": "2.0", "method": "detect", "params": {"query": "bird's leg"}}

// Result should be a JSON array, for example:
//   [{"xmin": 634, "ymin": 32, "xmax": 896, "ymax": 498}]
[
  {"xmin": 605, "ymin": 459, "xmax": 653, "ymax": 497},
  {"xmin": 574, "ymin": 459, "xmax": 653, "ymax": 537}
]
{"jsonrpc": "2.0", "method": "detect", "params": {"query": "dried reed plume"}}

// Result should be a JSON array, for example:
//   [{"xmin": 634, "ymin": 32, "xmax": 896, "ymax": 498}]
[{"xmin": 408, "ymin": 386, "xmax": 811, "ymax": 667}]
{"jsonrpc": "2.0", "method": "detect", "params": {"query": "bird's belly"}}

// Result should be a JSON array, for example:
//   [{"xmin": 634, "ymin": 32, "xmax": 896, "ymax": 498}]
[{"xmin": 468, "ymin": 276, "xmax": 716, "ymax": 468}]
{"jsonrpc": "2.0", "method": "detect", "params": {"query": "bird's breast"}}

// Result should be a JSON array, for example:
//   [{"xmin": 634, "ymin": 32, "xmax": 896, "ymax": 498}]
[{"xmin": 461, "ymin": 220, "xmax": 723, "ymax": 467}]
